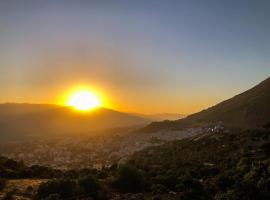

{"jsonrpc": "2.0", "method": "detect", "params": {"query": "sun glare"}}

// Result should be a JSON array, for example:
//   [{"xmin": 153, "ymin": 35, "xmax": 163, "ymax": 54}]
[{"xmin": 67, "ymin": 90, "xmax": 101, "ymax": 111}]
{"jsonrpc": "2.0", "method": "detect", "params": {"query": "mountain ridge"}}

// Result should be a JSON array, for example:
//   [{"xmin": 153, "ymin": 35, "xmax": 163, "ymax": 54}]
[
  {"xmin": 142, "ymin": 76, "xmax": 270, "ymax": 132},
  {"xmin": 0, "ymin": 104, "xmax": 149, "ymax": 141},
  {"xmin": 131, "ymin": 112, "xmax": 186, "ymax": 122}
]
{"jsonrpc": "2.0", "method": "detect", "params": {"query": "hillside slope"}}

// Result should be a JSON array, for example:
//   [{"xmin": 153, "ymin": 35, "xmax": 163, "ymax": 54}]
[
  {"xmin": 129, "ymin": 128, "xmax": 270, "ymax": 199},
  {"xmin": 133, "ymin": 113, "xmax": 186, "ymax": 122},
  {"xmin": 143, "ymin": 77, "xmax": 270, "ymax": 132}
]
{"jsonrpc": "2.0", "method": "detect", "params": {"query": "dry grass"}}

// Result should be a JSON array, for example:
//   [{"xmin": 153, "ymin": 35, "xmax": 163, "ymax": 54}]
[{"xmin": 0, "ymin": 179, "xmax": 47, "ymax": 200}]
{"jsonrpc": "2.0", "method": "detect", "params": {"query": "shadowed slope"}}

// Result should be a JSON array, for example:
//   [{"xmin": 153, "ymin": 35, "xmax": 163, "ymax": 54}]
[
  {"xmin": 132, "ymin": 113, "xmax": 186, "ymax": 122},
  {"xmin": 143, "ymin": 77, "xmax": 270, "ymax": 132}
]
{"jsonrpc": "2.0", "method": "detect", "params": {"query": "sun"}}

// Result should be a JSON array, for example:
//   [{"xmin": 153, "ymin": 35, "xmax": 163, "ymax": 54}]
[{"xmin": 67, "ymin": 90, "xmax": 101, "ymax": 111}]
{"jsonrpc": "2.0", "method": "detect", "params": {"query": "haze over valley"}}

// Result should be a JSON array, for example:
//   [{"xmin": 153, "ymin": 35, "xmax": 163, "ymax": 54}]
[{"xmin": 1, "ymin": 77, "xmax": 269, "ymax": 170}]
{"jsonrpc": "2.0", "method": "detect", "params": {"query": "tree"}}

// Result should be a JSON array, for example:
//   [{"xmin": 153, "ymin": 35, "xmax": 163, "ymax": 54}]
[
  {"xmin": 0, "ymin": 178, "xmax": 6, "ymax": 191},
  {"xmin": 113, "ymin": 164, "xmax": 145, "ymax": 193},
  {"xmin": 36, "ymin": 179, "xmax": 76, "ymax": 199},
  {"xmin": 78, "ymin": 175, "xmax": 101, "ymax": 197},
  {"xmin": 261, "ymin": 142, "xmax": 270, "ymax": 156}
]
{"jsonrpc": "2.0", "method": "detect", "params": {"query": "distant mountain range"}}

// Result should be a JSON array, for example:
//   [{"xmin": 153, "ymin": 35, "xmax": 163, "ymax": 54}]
[
  {"xmin": 133, "ymin": 113, "xmax": 186, "ymax": 122},
  {"xmin": 0, "ymin": 104, "xmax": 149, "ymax": 141},
  {"xmin": 143, "ymin": 76, "xmax": 270, "ymax": 132},
  {"xmin": 1, "ymin": 76, "xmax": 269, "ymax": 140}
]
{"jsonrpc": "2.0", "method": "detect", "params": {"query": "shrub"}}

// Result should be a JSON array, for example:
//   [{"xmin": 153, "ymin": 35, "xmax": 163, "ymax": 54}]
[
  {"xmin": 153, "ymin": 175, "xmax": 177, "ymax": 190},
  {"xmin": 2, "ymin": 189, "xmax": 16, "ymax": 200},
  {"xmin": 0, "ymin": 178, "xmax": 7, "ymax": 191},
  {"xmin": 36, "ymin": 179, "xmax": 76, "ymax": 199},
  {"xmin": 78, "ymin": 175, "xmax": 101, "ymax": 197},
  {"xmin": 112, "ymin": 164, "xmax": 145, "ymax": 193},
  {"xmin": 151, "ymin": 184, "xmax": 167, "ymax": 195},
  {"xmin": 41, "ymin": 194, "xmax": 61, "ymax": 200},
  {"xmin": 261, "ymin": 142, "xmax": 270, "ymax": 156}
]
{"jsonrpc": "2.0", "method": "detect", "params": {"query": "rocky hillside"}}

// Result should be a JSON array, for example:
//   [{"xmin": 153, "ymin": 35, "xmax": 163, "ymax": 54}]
[{"xmin": 143, "ymin": 77, "xmax": 270, "ymax": 132}]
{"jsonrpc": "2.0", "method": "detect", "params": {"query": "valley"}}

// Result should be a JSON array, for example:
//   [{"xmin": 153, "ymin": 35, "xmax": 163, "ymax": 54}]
[
  {"xmin": 0, "ymin": 77, "xmax": 270, "ymax": 199},
  {"xmin": 1, "ymin": 1, "xmax": 269, "ymax": 199},
  {"xmin": 0, "ymin": 126, "xmax": 211, "ymax": 170}
]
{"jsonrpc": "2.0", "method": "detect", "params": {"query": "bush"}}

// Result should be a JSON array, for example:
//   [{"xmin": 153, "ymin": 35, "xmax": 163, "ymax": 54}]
[
  {"xmin": 2, "ymin": 189, "xmax": 16, "ymax": 200},
  {"xmin": 0, "ymin": 178, "xmax": 7, "ymax": 191},
  {"xmin": 78, "ymin": 175, "xmax": 101, "ymax": 197},
  {"xmin": 215, "ymin": 175, "xmax": 235, "ymax": 191},
  {"xmin": 41, "ymin": 194, "xmax": 61, "ymax": 200},
  {"xmin": 261, "ymin": 142, "xmax": 270, "ymax": 156},
  {"xmin": 151, "ymin": 184, "xmax": 167, "ymax": 195},
  {"xmin": 36, "ymin": 179, "xmax": 76, "ymax": 199},
  {"xmin": 153, "ymin": 175, "xmax": 177, "ymax": 190},
  {"xmin": 112, "ymin": 164, "xmax": 145, "ymax": 193},
  {"xmin": 3, "ymin": 159, "xmax": 20, "ymax": 170}
]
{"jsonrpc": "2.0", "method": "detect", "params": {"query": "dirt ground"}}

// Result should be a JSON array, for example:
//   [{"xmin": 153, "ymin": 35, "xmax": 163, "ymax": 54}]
[{"xmin": 0, "ymin": 179, "xmax": 47, "ymax": 200}]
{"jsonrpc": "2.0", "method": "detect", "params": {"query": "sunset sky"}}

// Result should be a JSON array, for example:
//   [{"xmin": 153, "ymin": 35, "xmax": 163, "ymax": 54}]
[{"xmin": 0, "ymin": 0, "xmax": 269, "ymax": 114}]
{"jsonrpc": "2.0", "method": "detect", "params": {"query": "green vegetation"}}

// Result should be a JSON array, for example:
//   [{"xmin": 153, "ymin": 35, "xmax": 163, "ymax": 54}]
[
  {"xmin": 111, "ymin": 164, "xmax": 146, "ymax": 193},
  {"xmin": 1, "ymin": 189, "xmax": 16, "ymax": 200},
  {"xmin": 128, "ymin": 129, "xmax": 270, "ymax": 199},
  {"xmin": 0, "ymin": 178, "xmax": 6, "ymax": 191},
  {"xmin": 0, "ymin": 156, "xmax": 62, "ymax": 179},
  {"xmin": 36, "ymin": 175, "xmax": 107, "ymax": 199},
  {"xmin": 37, "ymin": 179, "xmax": 76, "ymax": 199},
  {"xmin": 1, "ymin": 128, "xmax": 269, "ymax": 199}
]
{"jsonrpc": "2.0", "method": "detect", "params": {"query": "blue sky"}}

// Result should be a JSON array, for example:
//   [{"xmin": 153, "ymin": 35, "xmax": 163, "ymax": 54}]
[{"xmin": 0, "ymin": 0, "xmax": 269, "ymax": 113}]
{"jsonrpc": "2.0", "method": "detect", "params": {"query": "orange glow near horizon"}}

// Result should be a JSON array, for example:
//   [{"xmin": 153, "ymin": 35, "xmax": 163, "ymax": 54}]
[
  {"xmin": 59, "ymin": 85, "xmax": 110, "ymax": 111},
  {"xmin": 1, "ymin": 83, "xmax": 229, "ymax": 115},
  {"xmin": 67, "ymin": 91, "xmax": 101, "ymax": 111}
]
